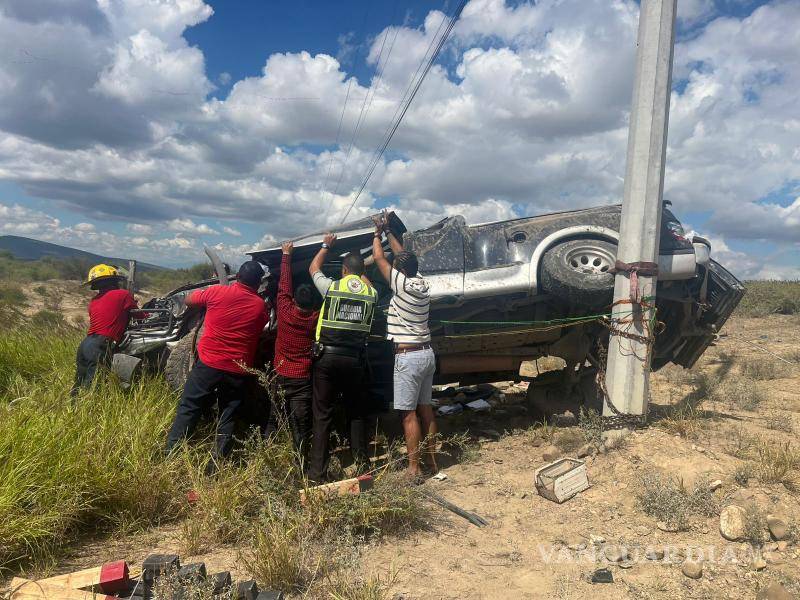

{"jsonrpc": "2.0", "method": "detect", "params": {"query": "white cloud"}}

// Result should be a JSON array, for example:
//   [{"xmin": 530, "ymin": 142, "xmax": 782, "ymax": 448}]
[
  {"xmin": 0, "ymin": 0, "xmax": 797, "ymax": 278},
  {"xmin": 127, "ymin": 223, "xmax": 153, "ymax": 234},
  {"xmin": 222, "ymin": 226, "xmax": 242, "ymax": 237},
  {"xmin": 167, "ymin": 218, "xmax": 218, "ymax": 235}
]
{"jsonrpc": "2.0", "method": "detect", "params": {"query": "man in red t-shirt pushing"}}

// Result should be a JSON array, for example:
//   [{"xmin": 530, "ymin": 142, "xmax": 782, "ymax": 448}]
[
  {"xmin": 72, "ymin": 264, "xmax": 140, "ymax": 395},
  {"xmin": 165, "ymin": 260, "xmax": 269, "ymax": 461}
]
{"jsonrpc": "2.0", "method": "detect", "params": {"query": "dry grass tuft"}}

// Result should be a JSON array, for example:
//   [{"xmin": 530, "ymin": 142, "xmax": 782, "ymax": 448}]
[
  {"xmin": 763, "ymin": 411, "xmax": 795, "ymax": 433},
  {"xmin": 751, "ymin": 441, "xmax": 800, "ymax": 490},
  {"xmin": 636, "ymin": 471, "xmax": 719, "ymax": 530},
  {"xmin": 741, "ymin": 358, "xmax": 791, "ymax": 381}
]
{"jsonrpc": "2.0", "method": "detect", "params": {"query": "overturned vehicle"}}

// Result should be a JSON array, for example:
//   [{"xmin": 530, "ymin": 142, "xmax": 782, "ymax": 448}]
[{"xmin": 115, "ymin": 204, "xmax": 744, "ymax": 408}]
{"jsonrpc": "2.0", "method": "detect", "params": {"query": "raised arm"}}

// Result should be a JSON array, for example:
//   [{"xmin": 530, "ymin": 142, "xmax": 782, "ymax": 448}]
[
  {"xmin": 371, "ymin": 218, "xmax": 391, "ymax": 282},
  {"xmin": 277, "ymin": 241, "xmax": 293, "ymax": 315},
  {"xmin": 386, "ymin": 230, "xmax": 404, "ymax": 255},
  {"xmin": 309, "ymin": 233, "xmax": 336, "ymax": 277}
]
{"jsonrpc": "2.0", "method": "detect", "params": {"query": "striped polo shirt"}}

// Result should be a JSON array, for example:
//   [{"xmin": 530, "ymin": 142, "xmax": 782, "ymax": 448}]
[{"xmin": 387, "ymin": 268, "xmax": 431, "ymax": 344}]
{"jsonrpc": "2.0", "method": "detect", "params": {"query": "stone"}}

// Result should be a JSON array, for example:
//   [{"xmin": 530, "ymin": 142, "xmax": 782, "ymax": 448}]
[
  {"xmin": 709, "ymin": 479, "xmax": 723, "ymax": 492},
  {"xmin": 635, "ymin": 526, "xmax": 650, "ymax": 536},
  {"xmin": 541, "ymin": 446, "xmax": 562, "ymax": 462},
  {"xmin": 719, "ymin": 505, "xmax": 748, "ymax": 541},
  {"xmin": 531, "ymin": 437, "xmax": 544, "ymax": 448},
  {"xmin": 645, "ymin": 547, "xmax": 665, "ymax": 561},
  {"xmin": 590, "ymin": 534, "xmax": 606, "ymax": 546},
  {"xmin": 576, "ymin": 444, "xmax": 594, "ymax": 458},
  {"xmin": 766, "ymin": 515, "xmax": 788, "ymax": 541},
  {"xmin": 657, "ymin": 521, "xmax": 680, "ymax": 532},
  {"xmin": 756, "ymin": 582, "xmax": 793, "ymax": 600},
  {"xmin": 681, "ymin": 560, "xmax": 703, "ymax": 579},
  {"xmin": 552, "ymin": 411, "xmax": 577, "ymax": 427},
  {"xmin": 763, "ymin": 552, "xmax": 784, "ymax": 565},
  {"xmin": 777, "ymin": 541, "xmax": 789, "ymax": 552},
  {"xmin": 603, "ymin": 546, "xmax": 629, "ymax": 563},
  {"xmin": 752, "ymin": 557, "xmax": 767, "ymax": 571}
]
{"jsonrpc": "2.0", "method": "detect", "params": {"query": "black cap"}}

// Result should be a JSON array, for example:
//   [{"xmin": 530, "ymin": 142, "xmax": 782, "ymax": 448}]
[{"xmin": 238, "ymin": 260, "xmax": 265, "ymax": 289}]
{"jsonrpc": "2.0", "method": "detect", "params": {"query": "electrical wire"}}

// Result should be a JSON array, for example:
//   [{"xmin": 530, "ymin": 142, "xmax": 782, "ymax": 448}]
[
  {"xmin": 329, "ymin": 0, "xmax": 401, "ymax": 212},
  {"xmin": 340, "ymin": 0, "xmax": 468, "ymax": 223}
]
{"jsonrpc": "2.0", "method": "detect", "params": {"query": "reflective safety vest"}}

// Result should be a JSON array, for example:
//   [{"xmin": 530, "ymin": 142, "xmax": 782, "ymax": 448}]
[{"xmin": 316, "ymin": 274, "xmax": 378, "ymax": 348}]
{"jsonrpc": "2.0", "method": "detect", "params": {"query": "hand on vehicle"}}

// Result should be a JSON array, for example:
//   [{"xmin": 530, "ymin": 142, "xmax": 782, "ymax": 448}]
[
  {"xmin": 323, "ymin": 233, "xmax": 337, "ymax": 247},
  {"xmin": 281, "ymin": 241, "xmax": 293, "ymax": 255},
  {"xmin": 372, "ymin": 216, "xmax": 385, "ymax": 235}
]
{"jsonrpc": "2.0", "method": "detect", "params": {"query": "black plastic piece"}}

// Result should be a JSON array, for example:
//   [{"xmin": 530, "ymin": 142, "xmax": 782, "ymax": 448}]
[{"xmin": 236, "ymin": 580, "xmax": 260, "ymax": 600}]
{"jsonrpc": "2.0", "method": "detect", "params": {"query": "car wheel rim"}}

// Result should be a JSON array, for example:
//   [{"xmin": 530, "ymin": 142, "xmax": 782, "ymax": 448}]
[{"xmin": 564, "ymin": 243, "xmax": 615, "ymax": 275}]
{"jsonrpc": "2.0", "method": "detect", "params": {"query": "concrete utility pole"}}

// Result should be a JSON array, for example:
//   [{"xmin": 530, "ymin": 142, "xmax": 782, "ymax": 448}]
[{"xmin": 603, "ymin": 0, "xmax": 677, "ymax": 421}]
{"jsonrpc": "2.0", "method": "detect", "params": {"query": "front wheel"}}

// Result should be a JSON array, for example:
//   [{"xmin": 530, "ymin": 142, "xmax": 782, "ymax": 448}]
[
  {"xmin": 540, "ymin": 238, "xmax": 617, "ymax": 310},
  {"xmin": 164, "ymin": 326, "xmax": 200, "ymax": 391}
]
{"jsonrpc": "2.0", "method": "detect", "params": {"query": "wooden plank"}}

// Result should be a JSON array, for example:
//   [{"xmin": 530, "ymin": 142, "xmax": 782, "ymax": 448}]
[
  {"xmin": 299, "ymin": 474, "xmax": 373, "ymax": 505},
  {"xmin": 10, "ymin": 579, "xmax": 115, "ymax": 600},
  {"xmin": 38, "ymin": 561, "xmax": 129, "ymax": 593}
]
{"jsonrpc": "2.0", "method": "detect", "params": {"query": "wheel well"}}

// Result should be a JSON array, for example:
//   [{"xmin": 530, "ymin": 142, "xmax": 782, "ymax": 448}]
[{"xmin": 530, "ymin": 227, "xmax": 619, "ymax": 294}]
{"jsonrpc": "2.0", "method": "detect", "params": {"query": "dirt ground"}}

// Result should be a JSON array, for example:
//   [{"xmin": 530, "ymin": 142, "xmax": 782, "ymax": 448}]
[{"xmin": 18, "ymin": 314, "xmax": 800, "ymax": 599}]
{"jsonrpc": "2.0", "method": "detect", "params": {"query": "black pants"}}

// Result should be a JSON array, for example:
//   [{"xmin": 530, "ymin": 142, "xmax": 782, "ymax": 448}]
[
  {"xmin": 266, "ymin": 375, "xmax": 313, "ymax": 468},
  {"xmin": 309, "ymin": 352, "xmax": 369, "ymax": 483},
  {"xmin": 165, "ymin": 360, "xmax": 248, "ymax": 460},
  {"xmin": 71, "ymin": 334, "xmax": 113, "ymax": 395}
]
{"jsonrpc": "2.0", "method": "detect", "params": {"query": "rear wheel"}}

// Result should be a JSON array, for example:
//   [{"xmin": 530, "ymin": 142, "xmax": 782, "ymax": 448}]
[
  {"xmin": 540, "ymin": 238, "xmax": 617, "ymax": 310},
  {"xmin": 164, "ymin": 326, "xmax": 200, "ymax": 391}
]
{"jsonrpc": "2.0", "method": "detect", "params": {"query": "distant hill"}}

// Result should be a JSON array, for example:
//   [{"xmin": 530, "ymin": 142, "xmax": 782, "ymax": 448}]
[{"xmin": 0, "ymin": 235, "xmax": 166, "ymax": 272}]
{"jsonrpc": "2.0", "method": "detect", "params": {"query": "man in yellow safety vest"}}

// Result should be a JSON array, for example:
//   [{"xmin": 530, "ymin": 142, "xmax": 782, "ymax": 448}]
[{"xmin": 308, "ymin": 233, "xmax": 378, "ymax": 482}]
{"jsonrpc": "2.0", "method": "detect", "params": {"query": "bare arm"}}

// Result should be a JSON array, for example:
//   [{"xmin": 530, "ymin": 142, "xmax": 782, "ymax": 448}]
[
  {"xmin": 387, "ymin": 230, "xmax": 404, "ymax": 255},
  {"xmin": 309, "ymin": 233, "xmax": 336, "ymax": 277},
  {"xmin": 372, "ymin": 229, "xmax": 391, "ymax": 282}
]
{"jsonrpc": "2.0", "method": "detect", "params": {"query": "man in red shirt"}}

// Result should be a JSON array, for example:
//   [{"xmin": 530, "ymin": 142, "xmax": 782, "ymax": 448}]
[
  {"xmin": 266, "ymin": 241, "xmax": 319, "ymax": 467},
  {"xmin": 165, "ymin": 260, "xmax": 269, "ymax": 461},
  {"xmin": 72, "ymin": 264, "xmax": 140, "ymax": 395}
]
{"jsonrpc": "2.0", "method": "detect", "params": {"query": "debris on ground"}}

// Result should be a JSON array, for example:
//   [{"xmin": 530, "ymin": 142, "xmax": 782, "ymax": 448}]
[{"xmin": 535, "ymin": 458, "xmax": 590, "ymax": 503}]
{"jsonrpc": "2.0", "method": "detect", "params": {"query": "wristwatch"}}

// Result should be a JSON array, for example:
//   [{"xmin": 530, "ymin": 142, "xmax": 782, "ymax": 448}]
[{"xmin": 321, "ymin": 242, "xmax": 329, "ymax": 249}]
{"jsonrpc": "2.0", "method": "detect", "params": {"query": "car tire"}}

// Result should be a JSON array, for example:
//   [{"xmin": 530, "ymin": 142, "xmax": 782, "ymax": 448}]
[
  {"xmin": 164, "ymin": 326, "xmax": 200, "ymax": 391},
  {"xmin": 540, "ymin": 238, "xmax": 617, "ymax": 310}
]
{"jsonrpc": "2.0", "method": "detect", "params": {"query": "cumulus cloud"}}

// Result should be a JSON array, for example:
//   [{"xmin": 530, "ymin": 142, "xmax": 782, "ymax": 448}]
[{"xmin": 0, "ymin": 0, "xmax": 797, "ymax": 278}]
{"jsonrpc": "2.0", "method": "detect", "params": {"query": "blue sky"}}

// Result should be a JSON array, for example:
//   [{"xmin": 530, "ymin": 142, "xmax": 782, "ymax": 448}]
[{"xmin": 0, "ymin": 0, "xmax": 797, "ymax": 277}]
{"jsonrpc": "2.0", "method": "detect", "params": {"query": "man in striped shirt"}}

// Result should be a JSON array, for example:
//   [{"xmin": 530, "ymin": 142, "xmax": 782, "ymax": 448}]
[{"xmin": 372, "ymin": 217, "xmax": 438, "ymax": 479}]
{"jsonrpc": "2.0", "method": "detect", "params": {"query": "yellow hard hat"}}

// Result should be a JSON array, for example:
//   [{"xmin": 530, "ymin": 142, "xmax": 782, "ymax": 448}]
[{"xmin": 84, "ymin": 264, "xmax": 123, "ymax": 286}]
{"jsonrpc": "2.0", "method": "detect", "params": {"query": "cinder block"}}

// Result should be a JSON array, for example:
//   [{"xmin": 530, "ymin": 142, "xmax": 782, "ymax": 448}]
[
  {"xmin": 210, "ymin": 572, "xmax": 231, "ymax": 595},
  {"xmin": 255, "ymin": 592, "xmax": 285, "ymax": 600},
  {"xmin": 177, "ymin": 563, "xmax": 207, "ymax": 583},
  {"xmin": 142, "ymin": 554, "xmax": 180, "ymax": 582},
  {"xmin": 235, "ymin": 580, "xmax": 259, "ymax": 600}
]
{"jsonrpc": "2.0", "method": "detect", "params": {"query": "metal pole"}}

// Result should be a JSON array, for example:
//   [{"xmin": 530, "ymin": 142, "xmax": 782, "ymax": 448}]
[
  {"xmin": 127, "ymin": 260, "xmax": 137, "ymax": 292},
  {"xmin": 603, "ymin": 0, "xmax": 677, "ymax": 422}
]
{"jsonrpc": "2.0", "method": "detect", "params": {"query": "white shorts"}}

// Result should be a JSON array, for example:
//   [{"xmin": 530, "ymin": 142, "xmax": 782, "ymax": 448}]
[{"xmin": 393, "ymin": 347, "xmax": 436, "ymax": 411}]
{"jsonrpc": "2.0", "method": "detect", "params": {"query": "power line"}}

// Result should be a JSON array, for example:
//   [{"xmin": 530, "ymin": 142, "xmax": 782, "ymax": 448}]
[
  {"xmin": 328, "ymin": 0, "xmax": 400, "ymax": 212},
  {"xmin": 340, "ymin": 0, "xmax": 468, "ymax": 223}
]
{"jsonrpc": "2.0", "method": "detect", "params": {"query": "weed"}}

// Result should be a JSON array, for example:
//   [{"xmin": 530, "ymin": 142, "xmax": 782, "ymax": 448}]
[
  {"xmin": 741, "ymin": 358, "xmax": 790, "ymax": 381},
  {"xmin": 742, "ymin": 504, "xmax": 768, "ymax": 546},
  {"xmin": 733, "ymin": 463, "xmax": 753, "ymax": 487},
  {"xmin": 636, "ymin": 471, "xmax": 720, "ymax": 530},
  {"xmin": 718, "ymin": 376, "xmax": 765, "ymax": 411},
  {"xmin": 764, "ymin": 411, "xmax": 794, "ymax": 433},
  {"xmin": 325, "ymin": 571, "xmax": 397, "ymax": 600},
  {"xmin": 737, "ymin": 280, "xmax": 800, "ymax": 317},
  {"xmin": 579, "ymin": 407, "xmax": 603, "ymax": 448},
  {"xmin": 553, "ymin": 428, "xmax": 585, "ymax": 453},
  {"xmin": 0, "ymin": 284, "xmax": 26, "ymax": 306},
  {"xmin": 722, "ymin": 427, "xmax": 756, "ymax": 459},
  {"xmin": 751, "ymin": 441, "xmax": 800, "ymax": 490}
]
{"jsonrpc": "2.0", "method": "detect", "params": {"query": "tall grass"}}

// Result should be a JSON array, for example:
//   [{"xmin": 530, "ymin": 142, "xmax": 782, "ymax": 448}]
[
  {"xmin": 738, "ymin": 280, "xmax": 800, "ymax": 317},
  {"xmin": 0, "ymin": 326, "xmax": 189, "ymax": 570}
]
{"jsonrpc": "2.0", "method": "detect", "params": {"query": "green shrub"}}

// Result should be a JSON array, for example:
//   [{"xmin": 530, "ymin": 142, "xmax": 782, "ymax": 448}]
[{"xmin": 737, "ymin": 280, "xmax": 800, "ymax": 317}]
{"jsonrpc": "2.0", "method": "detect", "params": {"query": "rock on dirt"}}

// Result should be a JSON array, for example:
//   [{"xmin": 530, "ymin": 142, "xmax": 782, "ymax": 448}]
[
  {"xmin": 645, "ymin": 547, "xmax": 666, "ymax": 561},
  {"xmin": 756, "ymin": 582, "xmax": 793, "ymax": 600},
  {"xmin": 541, "ymin": 446, "xmax": 562, "ymax": 462},
  {"xmin": 603, "ymin": 546, "xmax": 629, "ymax": 563},
  {"xmin": 576, "ymin": 444, "xmax": 594, "ymax": 458},
  {"xmin": 681, "ymin": 559, "xmax": 703, "ymax": 579},
  {"xmin": 719, "ymin": 505, "xmax": 748, "ymax": 541},
  {"xmin": 752, "ymin": 557, "xmax": 767, "ymax": 571},
  {"xmin": 657, "ymin": 521, "xmax": 680, "ymax": 533},
  {"xmin": 709, "ymin": 479, "xmax": 723, "ymax": 492},
  {"xmin": 767, "ymin": 515, "xmax": 788, "ymax": 541}
]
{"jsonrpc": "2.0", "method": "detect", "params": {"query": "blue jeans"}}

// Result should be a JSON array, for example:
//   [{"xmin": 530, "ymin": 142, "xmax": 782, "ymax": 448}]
[{"xmin": 393, "ymin": 347, "xmax": 435, "ymax": 411}]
